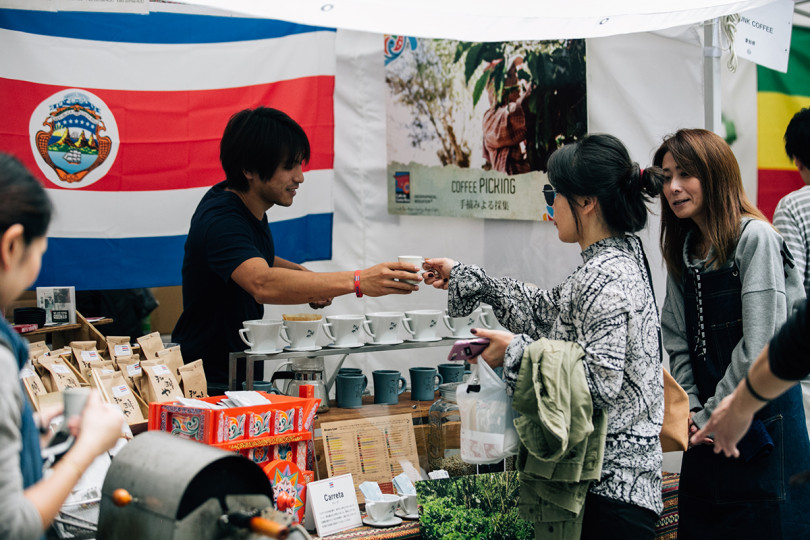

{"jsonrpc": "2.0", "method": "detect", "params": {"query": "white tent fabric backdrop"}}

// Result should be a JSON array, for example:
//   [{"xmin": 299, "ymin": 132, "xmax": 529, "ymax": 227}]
[
  {"xmin": 179, "ymin": 0, "xmax": 775, "ymax": 41},
  {"xmin": 263, "ymin": 27, "xmax": 705, "ymax": 409}
]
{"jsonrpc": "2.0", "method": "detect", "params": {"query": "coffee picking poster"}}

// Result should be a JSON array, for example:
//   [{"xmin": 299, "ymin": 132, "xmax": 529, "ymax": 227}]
[{"xmin": 385, "ymin": 38, "xmax": 586, "ymax": 221}]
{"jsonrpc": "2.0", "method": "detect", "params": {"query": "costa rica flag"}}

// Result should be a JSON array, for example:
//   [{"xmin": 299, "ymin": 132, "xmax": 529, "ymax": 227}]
[{"xmin": 0, "ymin": 6, "xmax": 336, "ymax": 289}]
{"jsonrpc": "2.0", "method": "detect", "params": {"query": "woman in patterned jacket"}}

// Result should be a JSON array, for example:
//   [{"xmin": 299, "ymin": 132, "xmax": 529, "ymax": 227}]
[{"xmin": 424, "ymin": 133, "xmax": 665, "ymax": 539}]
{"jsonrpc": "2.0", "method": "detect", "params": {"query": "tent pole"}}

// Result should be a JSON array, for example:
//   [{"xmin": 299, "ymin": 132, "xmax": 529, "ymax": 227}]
[{"xmin": 703, "ymin": 18, "xmax": 722, "ymax": 134}]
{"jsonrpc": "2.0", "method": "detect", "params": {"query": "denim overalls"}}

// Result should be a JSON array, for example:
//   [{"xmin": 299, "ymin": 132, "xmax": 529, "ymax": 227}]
[{"xmin": 678, "ymin": 244, "xmax": 810, "ymax": 539}]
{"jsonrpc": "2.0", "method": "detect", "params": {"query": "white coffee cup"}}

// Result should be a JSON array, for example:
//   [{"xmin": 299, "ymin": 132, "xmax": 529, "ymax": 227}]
[
  {"xmin": 402, "ymin": 309, "xmax": 443, "ymax": 341},
  {"xmin": 398, "ymin": 255, "xmax": 424, "ymax": 285},
  {"xmin": 239, "ymin": 319, "xmax": 288, "ymax": 353},
  {"xmin": 399, "ymin": 493, "xmax": 418, "ymax": 516},
  {"xmin": 282, "ymin": 319, "xmax": 322, "ymax": 349},
  {"xmin": 443, "ymin": 308, "xmax": 482, "ymax": 338},
  {"xmin": 363, "ymin": 312, "xmax": 405, "ymax": 343},
  {"xmin": 366, "ymin": 493, "xmax": 401, "ymax": 523},
  {"xmin": 322, "ymin": 314, "xmax": 365, "ymax": 347}
]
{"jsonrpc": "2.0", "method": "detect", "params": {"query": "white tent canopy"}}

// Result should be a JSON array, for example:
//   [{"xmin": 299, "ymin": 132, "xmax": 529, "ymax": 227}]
[{"xmin": 179, "ymin": 0, "xmax": 776, "ymax": 40}]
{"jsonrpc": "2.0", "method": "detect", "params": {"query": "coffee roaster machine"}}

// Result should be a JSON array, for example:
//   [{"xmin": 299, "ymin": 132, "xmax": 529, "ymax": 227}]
[{"xmin": 96, "ymin": 431, "xmax": 311, "ymax": 540}]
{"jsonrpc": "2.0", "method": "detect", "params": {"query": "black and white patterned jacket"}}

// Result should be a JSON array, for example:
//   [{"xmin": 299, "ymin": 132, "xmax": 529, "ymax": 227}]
[{"xmin": 448, "ymin": 235, "xmax": 664, "ymax": 515}]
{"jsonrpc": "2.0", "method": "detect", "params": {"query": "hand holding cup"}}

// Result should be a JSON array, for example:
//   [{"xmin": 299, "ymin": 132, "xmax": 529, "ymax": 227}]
[
  {"xmin": 422, "ymin": 258, "xmax": 456, "ymax": 289},
  {"xmin": 356, "ymin": 262, "xmax": 420, "ymax": 296}
]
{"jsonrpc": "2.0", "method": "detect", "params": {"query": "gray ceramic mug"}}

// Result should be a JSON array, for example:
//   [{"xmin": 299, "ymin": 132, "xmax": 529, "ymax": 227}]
[
  {"xmin": 335, "ymin": 367, "xmax": 366, "ymax": 402},
  {"xmin": 437, "ymin": 363, "xmax": 472, "ymax": 384},
  {"xmin": 335, "ymin": 373, "xmax": 368, "ymax": 408},
  {"xmin": 409, "ymin": 367, "xmax": 443, "ymax": 401},
  {"xmin": 372, "ymin": 369, "xmax": 407, "ymax": 404}
]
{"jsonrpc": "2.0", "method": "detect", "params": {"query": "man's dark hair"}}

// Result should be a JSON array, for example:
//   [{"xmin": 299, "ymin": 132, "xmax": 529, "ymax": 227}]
[
  {"xmin": 220, "ymin": 107, "xmax": 311, "ymax": 192},
  {"xmin": 785, "ymin": 107, "xmax": 810, "ymax": 167}
]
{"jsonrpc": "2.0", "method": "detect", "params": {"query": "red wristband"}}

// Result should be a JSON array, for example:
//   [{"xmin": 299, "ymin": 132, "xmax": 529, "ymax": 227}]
[{"xmin": 354, "ymin": 270, "xmax": 363, "ymax": 298}]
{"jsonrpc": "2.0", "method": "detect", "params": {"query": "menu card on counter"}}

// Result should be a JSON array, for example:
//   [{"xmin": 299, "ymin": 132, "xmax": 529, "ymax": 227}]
[{"xmin": 320, "ymin": 413, "xmax": 419, "ymax": 502}]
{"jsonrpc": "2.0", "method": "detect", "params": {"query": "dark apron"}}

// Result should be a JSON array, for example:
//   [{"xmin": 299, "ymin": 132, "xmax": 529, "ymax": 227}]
[{"xmin": 678, "ymin": 261, "xmax": 810, "ymax": 539}]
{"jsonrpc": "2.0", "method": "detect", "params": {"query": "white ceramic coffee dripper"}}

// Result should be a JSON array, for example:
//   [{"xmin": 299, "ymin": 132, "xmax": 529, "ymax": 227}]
[
  {"xmin": 322, "ymin": 314, "xmax": 365, "ymax": 347},
  {"xmin": 282, "ymin": 319, "xmax": 322, "ymax": 350},
  {"xmin": 239, "ymin": 319, "xmax": 288, "ymax": 353},
  {"xmin": 478, "ymin": 304, "xmax": 507, "ymax": 331},
  {"xmin": 442, "ymin": 308, "xmax": 482, "ymax": 338},
  {"xmin": 363, "ymin": 312, "xmax": 405, "ymax": 344},
  {"xmin": 402, "ymin": 309, "xmax": 442, "ymax": 341}
]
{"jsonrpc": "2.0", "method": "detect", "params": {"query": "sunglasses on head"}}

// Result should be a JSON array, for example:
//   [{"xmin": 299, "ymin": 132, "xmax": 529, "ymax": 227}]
[{"xmin": 543, "ymin": 184, "xmax": 557, "ymax": 206}]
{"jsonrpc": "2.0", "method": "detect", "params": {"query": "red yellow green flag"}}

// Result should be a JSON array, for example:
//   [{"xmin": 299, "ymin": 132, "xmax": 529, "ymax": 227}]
[{"xmin": 757, "ymin": 25, "xmax": 810, "ymax": 220}]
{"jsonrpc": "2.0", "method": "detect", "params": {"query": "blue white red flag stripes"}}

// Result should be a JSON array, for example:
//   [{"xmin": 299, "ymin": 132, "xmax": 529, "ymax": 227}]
[{"xmin": 0, "ymin": 7, "xmax": 336, "ymax": 290}]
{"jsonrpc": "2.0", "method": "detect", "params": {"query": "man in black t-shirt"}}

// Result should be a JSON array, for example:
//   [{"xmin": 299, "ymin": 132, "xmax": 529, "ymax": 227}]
[{"xmin": 172, "ymin": 108, "xmax": 420, "ymax": 390}]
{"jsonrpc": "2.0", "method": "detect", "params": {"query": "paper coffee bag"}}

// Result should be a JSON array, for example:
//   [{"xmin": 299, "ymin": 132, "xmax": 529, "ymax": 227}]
[
  {"xmin": 156, "ymin": 345, "xmax": 184, "ymax": 380},
  {"xmin": 177, "ymin": 359, "xmax": 208, "ymax": 399},
  {"xmin": 39, "ymin": 356, "xmax": 81, "ymax": 392},
  {"xmin": 140, "ymin": 359, "xmax": 183, "ymax": 403},
  {"xmin": 99, "ymin": 371, "xmax": 145, "ymax": 424},
  {"xmin": 70, "ymin": 341, "xmax": 101, "ymax": 379},
  {"xmin": 28, "ymin": 341, "xmax": 50, "ymax": 363},
  {"xmin": 89, "ymin": 360, "xmax": 116, "ymax": 388},
  {"xmin": 116, "ymin": 357, "xmax": 143, "ymax": 397},
  {"xmin": 20, "ymin": 364, "xmax": 47, "ymax": 410},
  {"xmin": 136, "ymin": 332, "xmax": 164, "ymax": 359},
  {"xmin": 106, "ymin": 336, "xmax": 133, "ymax": 366}
]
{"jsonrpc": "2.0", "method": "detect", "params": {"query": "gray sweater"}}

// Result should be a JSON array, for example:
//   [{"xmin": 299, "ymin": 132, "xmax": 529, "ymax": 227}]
[
  {"xmin": 662, "ymin": 218, "xmax": 806, "ymax": 428},
  {"xmin": 0, "ymin": 345, "xmax": 44, "ymax": 539}
]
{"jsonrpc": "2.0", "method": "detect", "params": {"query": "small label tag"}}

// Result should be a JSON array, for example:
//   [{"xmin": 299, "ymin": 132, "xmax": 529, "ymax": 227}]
[
  {"xmin": 80, "ymin": 350, "xmax": 99, "ymax": 362},
  {"xmin": 52, "ymin": 364, "xmax": 71, "ymax": 374},
  {"xmin": 114, "ymin": 344, "xmax": 132, "ymax": 356},
  {"xmin": 126, "ymin": 363, "xmax": 142, "ymax": 376},
  {"xmin": 112, "ymin": 384, "xmax": 129, "ymax": 398},
  {"xmin": 152, "ymin": 364, "xmax": 170, "ymax": 375},
  {"xmin": 51, "ymin": 310, "xmax": 69, "ymax": 323}
]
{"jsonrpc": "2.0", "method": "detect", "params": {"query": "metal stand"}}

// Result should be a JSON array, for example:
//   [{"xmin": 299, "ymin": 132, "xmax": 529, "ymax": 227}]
[{"xmin": 228, "ymin": 338, "xmax": 458, "ymax": 391}]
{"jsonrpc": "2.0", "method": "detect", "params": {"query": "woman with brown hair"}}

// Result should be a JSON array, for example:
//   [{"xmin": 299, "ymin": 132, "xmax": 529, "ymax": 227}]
[{"xmin": 656, "ymin": 128, "xmax": 810, "ymax": 538}]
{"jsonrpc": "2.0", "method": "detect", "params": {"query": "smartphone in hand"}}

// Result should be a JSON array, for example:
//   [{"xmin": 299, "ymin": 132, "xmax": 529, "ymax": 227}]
[{"xmin": 447, "ymin": 338, "xmax": 490, "ymax": 361}]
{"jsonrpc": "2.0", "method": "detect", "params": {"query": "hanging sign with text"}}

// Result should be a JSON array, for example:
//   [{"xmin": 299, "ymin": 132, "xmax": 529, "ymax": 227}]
[{"xmin": 734, "ymin": 0, "xmax": 794, "ymax": 73}]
